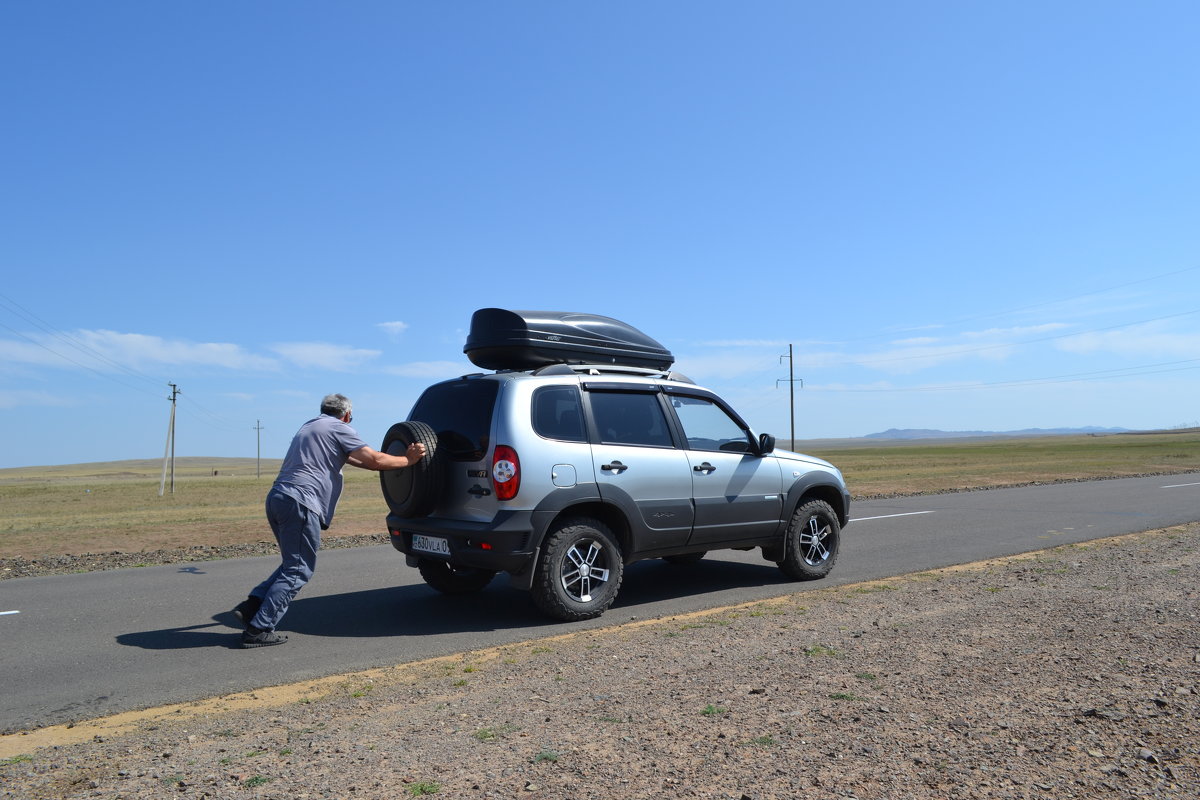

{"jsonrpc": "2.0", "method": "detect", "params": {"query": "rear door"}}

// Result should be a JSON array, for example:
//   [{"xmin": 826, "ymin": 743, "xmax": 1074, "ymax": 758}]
[
  {"xmin": 666, "ymin": 391, "xmax": 783, "ymax": 546},
  {"xmin": 584, "ymin": 384, "xmax": 694, "ymax": 552},
  {"xmin": 408, "ymin": 377, "xmax": 500, "ymax": 523}
]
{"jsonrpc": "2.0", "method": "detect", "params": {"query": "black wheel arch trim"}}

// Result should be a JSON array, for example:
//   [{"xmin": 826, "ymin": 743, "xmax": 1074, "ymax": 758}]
[{"xmin": 782, "ymin": 474, "xmax": 851, "ymax": 528}]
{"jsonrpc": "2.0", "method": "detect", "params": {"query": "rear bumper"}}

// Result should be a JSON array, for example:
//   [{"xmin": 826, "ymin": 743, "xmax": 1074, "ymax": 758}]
[{"xmin": 387, "ymin": 509, "xmax": 548, "ymax": 574}]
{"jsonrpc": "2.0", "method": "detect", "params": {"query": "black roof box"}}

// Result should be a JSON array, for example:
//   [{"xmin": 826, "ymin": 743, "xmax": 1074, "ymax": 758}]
[{"xmin": 464, "ymin": 308, "xmax": 674, "ymax": 371}]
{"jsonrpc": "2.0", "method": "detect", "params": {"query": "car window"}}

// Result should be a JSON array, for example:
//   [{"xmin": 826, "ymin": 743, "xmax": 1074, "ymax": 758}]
[
  {"xmin": 532, "ymin": 385, "xmax": 587, "ymax": 442},
  {"xmin": 409, "ymin": 379, "xmax": 498, "ymax": 461},
  {"xmin": 590, "ymin": 391, "xmax": 673, "ymax": 448},
  {"xmin": 671, "ymin": 395, "xmax": 752, "ymax": 453}
]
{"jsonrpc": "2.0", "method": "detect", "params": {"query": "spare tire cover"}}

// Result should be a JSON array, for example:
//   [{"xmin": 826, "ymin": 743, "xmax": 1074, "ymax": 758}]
[{"xmin": 380, "ymin": 421, "xmax": 445, "ymax": 518}]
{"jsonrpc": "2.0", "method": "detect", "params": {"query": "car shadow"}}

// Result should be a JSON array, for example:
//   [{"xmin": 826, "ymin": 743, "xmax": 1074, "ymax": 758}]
[{"xmin": 116, "ymin": 556, "xmax": 792, "ymax": 650}]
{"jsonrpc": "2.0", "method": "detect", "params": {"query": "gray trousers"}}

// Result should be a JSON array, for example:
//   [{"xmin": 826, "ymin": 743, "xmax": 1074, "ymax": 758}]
[{"xmin": 250, "ymin": 489, "xmax": 321, "ymax": 631}]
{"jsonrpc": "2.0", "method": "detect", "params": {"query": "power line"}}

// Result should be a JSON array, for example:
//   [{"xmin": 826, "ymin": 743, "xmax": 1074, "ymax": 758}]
[
  {"xmin": 0, "ymin": 318, "xmax": 166, "ymax": 399},
  {"xmin": 835, "ymin": 264, "xmax": 1200, "ymax": 345},
  {"xmin": 847, "ymin": 308, "xmax": 1200, "ymax": 368},
  {"xmin": 177, "ymin": 393, "xmax": 254, "ymax": 434},
  {"xmin": 0, "ymin": 293, "xmax": 254, "ymax": 434},
  {"xmin": 0, "ymin": 292, "xmax": 164, "ymax": 389}
]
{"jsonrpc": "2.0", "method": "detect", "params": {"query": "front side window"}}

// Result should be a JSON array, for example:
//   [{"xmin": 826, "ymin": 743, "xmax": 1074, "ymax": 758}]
[
  {"xmin": 532, "ymin": 385, "xmax": 587, "ymax": 442},
  {"xmin": 671, "ymin": 395, "xmax": 752, "ymax": 452},
  {"xmin": 590, "ymin": 391, "xmax": 673, "ymax": 447}
]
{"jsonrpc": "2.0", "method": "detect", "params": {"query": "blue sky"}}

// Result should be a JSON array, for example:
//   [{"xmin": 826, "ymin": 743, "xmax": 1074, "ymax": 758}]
[{"xmin": 2, "ymin": 2, "xmax": 1198, "ymax": 469}]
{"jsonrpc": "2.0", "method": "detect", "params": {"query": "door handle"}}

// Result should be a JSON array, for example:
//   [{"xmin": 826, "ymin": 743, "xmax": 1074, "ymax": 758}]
[
  {"xmin": 693, "ymin": 462, "xmax": 716, "ymax": 474},
  {"xmin": 601, "ymin": 461, "xmax": 628, "ymax": 473}
]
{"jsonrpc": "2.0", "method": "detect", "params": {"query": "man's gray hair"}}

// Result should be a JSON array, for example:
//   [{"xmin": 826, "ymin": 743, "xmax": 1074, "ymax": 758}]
[{"xmin": 320, "ymin": 393, "xmax": 353, "ymax": 418}]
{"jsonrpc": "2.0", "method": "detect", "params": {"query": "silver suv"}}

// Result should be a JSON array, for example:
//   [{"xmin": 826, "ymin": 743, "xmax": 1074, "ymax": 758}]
[{"xmin": 381, "ymin": 309, "xmax": 850, "ymax": 621}]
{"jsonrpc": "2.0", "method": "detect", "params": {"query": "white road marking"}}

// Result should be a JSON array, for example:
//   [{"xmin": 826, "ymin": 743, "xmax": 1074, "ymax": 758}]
[
  {"xmin": 851, "ymin": 510, "xmax": 937, "ymax": 522},
  {"xmin": 0, "ymin": 610, "xmax": 19, "ymax": 616},
  {"xmin": 1161, "ymin": 482, "xmax": 1200, "ymax": 489}
]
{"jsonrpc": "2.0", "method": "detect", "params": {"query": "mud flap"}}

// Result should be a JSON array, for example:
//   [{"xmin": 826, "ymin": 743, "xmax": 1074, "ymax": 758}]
[{"xmin": 506, "ymin": 546, "xmax": 541, "ymax": 591}]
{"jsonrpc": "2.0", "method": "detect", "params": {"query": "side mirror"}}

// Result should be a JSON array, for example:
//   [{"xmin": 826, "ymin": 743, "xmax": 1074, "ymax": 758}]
[{"xmin": 758, "ymin": 433, "xmax": 776, "ymax": 455}]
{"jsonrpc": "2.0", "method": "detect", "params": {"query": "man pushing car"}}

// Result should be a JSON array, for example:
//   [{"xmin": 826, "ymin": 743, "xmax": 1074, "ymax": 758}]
[{"xmin": 233, "ymin": 393, "xmax": 425, "ymax": 648}]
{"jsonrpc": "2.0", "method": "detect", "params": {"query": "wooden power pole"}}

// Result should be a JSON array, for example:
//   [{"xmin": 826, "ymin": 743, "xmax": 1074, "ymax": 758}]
[
  {"xmin": 158, "ymin": 383, "xmax": 179, "ymax": 496},
  {"xmin": 777, "ymin": 346, "xmax": 802, "ymax": 448},
  {"xmin": 253, "ymin": 419, "xmax": 264, "ymax": 478}
]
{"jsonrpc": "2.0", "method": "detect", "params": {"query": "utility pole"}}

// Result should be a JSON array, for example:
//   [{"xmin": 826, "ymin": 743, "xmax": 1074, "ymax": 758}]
[
  {"xmin": 776, "ymin": 345, "xmax": 802, "ymax": 448},
  {"xmin": 253, "ymin": 419, "xmax": 264, "ymax": 478},
  {"xmin": 158, "ymin": 383, "xmax": 180, "ymax": 496}
]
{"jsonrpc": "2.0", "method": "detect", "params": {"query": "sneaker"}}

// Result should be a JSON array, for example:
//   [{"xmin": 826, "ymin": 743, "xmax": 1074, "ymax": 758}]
[
  {"xmin": 241, "ymin": 626, "xmax": 287, "ymax": 649},
  {"xmin": 232, "ymin": 596, "xmax": 263, "ymax": 628}
]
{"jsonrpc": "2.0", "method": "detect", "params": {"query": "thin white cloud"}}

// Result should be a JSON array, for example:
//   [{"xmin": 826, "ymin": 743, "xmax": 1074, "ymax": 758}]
[
  {"xmin": 1057, "ymin": 325, "xmax": 1200, "ymax": 358},
  {"xmin": 270, "ymin": 342, "xmax": 382, "ymax": 372},
  {"xmin": 0, "ymin": 389, "xmax": 75, "ymax": 409},
  {"xmin": 960, "ymin": 323, "xmax": 1070, "ymax": 340},
  {"xmin": 680, "ymin": 322, "xmax": 1081, "ymax": 380},
  {"xmin": 701, "ymin": 339, "xmax": 791, "ymax": 348},
  {"xmin": 845, "ymin": 322, "xmax": 1075, "ymax": 374},
  {"xmin": 0, "ymin": 329, "xmax": 277, "ymax": 371},
  {"xmin": 378, "ymin": 321, "xmax": 409, "ymax": 339},
  {"xmin": 383, "ymin": 361, "xmax": 474, "ymax": 379}
]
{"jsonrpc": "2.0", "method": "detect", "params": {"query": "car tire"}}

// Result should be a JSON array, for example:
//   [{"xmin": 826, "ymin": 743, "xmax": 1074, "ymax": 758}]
[
  {"xmin": 776, "ymin": 499, "xmax": 840, "ymax": 580},
  {"xmin": 532, "ymin": 517, "xmax": 624, "ymax": 622},
  {"xmin": 662, "ymin": 551, "xmax": 707, "ymax": 565},
  {"xmin": 417, "ymin": 559, "xmax": 497, "ymax": 595},
  {"xmin": 380, "ymin": 421, "xmax": 445, "ymax": 519}
]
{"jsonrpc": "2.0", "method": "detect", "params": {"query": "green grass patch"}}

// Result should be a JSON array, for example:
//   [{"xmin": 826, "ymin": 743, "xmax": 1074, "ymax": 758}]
[
  {"xmin": 744, "ymin": 735, "xmax": 777, "ymax": 746},
  {"xmin": 701, "ymin": 704, "xmax": 727, "ymax": 716},
  {"xmin": 473, "ymin": 724, "xmax": 518, "ymax": 742}
]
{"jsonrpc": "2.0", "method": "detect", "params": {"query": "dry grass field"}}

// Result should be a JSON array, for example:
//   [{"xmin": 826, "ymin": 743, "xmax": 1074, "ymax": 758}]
[{"xmin": 1, "ymin": 430, "xmax": 1198, "ymax": 561}]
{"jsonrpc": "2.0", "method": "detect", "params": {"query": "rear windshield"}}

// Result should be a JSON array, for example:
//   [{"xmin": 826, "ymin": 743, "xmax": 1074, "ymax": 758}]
[{"xmin": 409, "ymin": 379, "xmax": 498, "ymax": 461}]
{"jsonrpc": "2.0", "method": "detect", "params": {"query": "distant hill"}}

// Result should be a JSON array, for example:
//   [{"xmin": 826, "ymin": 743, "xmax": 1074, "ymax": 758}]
[{"xmin": 864, "ymin": 427, "xmax": 1132, "ymax": 441}]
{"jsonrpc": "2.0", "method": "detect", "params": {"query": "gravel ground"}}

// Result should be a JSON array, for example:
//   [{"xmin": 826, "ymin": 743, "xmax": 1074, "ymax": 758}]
[{"xmin": 3, "ymin": 523, "xmax": 1198, "ymax": 800}]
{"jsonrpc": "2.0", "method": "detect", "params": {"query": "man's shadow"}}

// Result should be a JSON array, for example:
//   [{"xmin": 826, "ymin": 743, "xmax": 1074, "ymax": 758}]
[{"xmin": 116, "ymin": 557, "xmax": 789, "ymax": 651}]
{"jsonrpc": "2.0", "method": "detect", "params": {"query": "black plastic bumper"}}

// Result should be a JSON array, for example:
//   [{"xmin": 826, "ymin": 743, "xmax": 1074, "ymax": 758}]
[{"xmin": 386, "ymin": 509, "xmax": 549, "ymax": 574}]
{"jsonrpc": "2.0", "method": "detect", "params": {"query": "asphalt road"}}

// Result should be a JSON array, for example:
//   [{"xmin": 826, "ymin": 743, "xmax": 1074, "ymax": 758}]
[{"xmin": 2, "ymin": 473, "xmax": 1198, "ymax": 734}]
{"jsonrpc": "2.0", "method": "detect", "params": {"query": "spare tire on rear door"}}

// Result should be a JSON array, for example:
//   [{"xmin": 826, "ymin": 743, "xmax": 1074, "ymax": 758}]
[{"xmin": 380, "ymin": 421, "xmax": 445, "ymax": 518}]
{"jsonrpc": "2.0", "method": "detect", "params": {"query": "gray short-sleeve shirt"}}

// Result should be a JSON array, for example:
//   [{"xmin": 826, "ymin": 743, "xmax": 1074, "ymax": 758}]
[{"xmin": 272, "ymin": 414, "xmax": 368, "ymax": 527}]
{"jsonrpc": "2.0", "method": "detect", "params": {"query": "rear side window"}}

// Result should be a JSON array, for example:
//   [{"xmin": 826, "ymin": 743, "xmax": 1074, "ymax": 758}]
[
  {"xmin": 532, "ymin": 386, "xmax": 587, "ymax": 442},
  {"xmin": 409, "ymin": 379, "xmax": 498, "ymax": 461},
  {"xmin": 590, "ymin": 391, "xmax": 673, "ymax": 448}
]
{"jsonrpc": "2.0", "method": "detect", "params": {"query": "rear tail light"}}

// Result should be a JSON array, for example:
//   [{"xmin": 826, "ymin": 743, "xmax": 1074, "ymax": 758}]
[{"xmin": 492, "ymin": 445, "xmax": 520, "ymax": 501}]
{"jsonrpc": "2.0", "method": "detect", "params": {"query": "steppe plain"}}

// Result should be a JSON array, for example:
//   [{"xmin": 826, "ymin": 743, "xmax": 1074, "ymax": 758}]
[{"xmin": 2, "ymin": 432, "xmax": 1198, "ymax": 799}]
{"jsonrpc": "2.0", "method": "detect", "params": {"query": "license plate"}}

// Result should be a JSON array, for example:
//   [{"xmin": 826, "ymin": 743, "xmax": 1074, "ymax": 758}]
[{"xmin": 411, "ymin": 534, "xmax": 451, "ymax": 556}]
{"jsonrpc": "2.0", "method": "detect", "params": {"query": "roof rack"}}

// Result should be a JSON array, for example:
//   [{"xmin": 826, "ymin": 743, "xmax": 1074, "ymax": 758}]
[{"xmin": 530, "ymin": 363, "xmax": 695, "ymax": 384}]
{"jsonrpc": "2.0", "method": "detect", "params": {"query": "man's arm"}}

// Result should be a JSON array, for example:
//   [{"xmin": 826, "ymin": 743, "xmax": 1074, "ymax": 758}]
[{"xmin": 346, "ymin": 442, "xmax": 426, "ymax": 471}]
